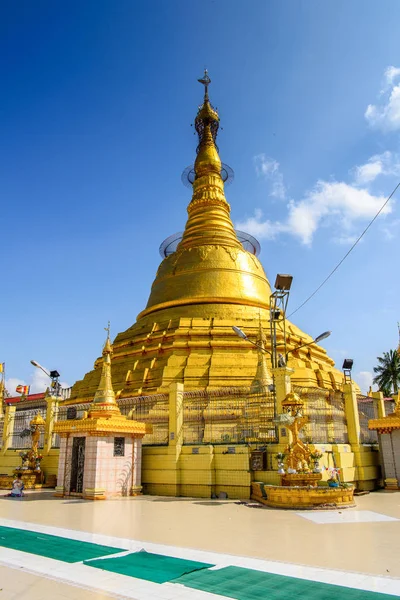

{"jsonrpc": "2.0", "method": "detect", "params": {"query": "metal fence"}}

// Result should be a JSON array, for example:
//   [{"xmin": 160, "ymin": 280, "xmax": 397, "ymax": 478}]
[
  {"xmin": 118, "ymin": 393, "xmax": 169, "ymax": 445},
  {"xmin": 51, "ymin": 403, "xmax": 91, "ymax": 448},
  {"xmin": 293, "ymin": 386, "xmax": 348, "ymax": 444},
  {"xmin": 357, "ymin": 396, "xmax": 378, "ymax": 444},
  {"xmin": 51, "ymin": 395, "xmax": 170, "ymax": 447},
  {"xmin": 12, "ymin": 385, "xmax": 390, "ymax": 451},
  {"xmin": 385, "ymin": 399, "xmax": 396, "ymax": 416},
  {"xmin": 10, "ymin": 407, "xmax": 46, "ymax": 449},
  {"xmin": 182, "ymin": 387, "xmax": 276, "ymax": 445}
]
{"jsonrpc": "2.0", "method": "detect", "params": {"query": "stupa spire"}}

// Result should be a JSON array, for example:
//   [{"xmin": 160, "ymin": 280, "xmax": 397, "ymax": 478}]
[
  {"xmin": 138, "ymin": 72, "xmax": 272, "ymax": 320},
  {"xmin": 177, "ymin": 71, "xmax": 242, "ymax": 251},
  {"xmin": 251, "ymin": 319, "xmax": 273, "ymax": 393},
  {"xmin": 90, "ymin": 322, "xmax": 120, "ymax": 416}
]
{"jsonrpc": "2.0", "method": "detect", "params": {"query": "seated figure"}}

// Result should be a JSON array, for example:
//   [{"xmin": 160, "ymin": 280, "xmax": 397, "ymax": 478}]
[{"xmin": 9, "ymin": 473, "xmax": 24, "ymax": 497}]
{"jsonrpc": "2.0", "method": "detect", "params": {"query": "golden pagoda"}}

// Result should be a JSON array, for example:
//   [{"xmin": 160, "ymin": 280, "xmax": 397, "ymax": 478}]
[{"xmin": 70, "ymin": 72, "xmax": 343, "ymax": 402}]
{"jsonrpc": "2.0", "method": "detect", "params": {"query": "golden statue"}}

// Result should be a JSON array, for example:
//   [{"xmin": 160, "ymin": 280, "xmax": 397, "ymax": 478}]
[
  {"xmin": 19, "ymin": 414, "xmax": 45, "ymax": 472},
  {"xmin": 281, "ymin": 393, "xmax": 311, "ymax": 472}
]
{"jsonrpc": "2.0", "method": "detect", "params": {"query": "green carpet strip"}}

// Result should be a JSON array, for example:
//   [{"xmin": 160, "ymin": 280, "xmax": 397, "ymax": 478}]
[
  {"xmin": 174, "ymin": 566, "xmax": 400, "ymax": 600},
  {"xmin": 0, "ymin": 525, "xmax": 123, "ymax": 563},
  {"xmin": 85, "ymin": 549, "xmax": 214, "ymax": 584}
]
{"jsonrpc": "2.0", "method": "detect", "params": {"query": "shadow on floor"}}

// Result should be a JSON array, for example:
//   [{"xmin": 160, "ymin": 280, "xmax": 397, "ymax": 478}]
[
  {"xmin": 0, "ymin": 490, "xmax": 91, "ymax": 503},
  {"xmin": 194, "ymin": 501, "xmax": 233, "ymax": 506}
]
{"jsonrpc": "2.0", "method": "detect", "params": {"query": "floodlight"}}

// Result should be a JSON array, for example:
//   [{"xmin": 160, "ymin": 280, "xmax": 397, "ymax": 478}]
[
  {"xmin": 342, "ymin": 359, "xmax": 354, "ymax": 371},
  {"xmin": 274, "ymin": 274, "xmax": 293, "ymax": 291}
]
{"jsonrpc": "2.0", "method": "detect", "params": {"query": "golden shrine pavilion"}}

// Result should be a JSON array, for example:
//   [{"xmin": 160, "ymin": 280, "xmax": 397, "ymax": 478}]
[{"xmin": 70, "ymin": 72, "xmax": 343, "ymax": 403}]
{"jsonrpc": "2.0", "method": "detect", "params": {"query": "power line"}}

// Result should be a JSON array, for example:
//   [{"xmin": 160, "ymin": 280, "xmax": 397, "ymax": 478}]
[{"xmin": 288, "ymin": 181, "xmax": 400, "ymax": 319}]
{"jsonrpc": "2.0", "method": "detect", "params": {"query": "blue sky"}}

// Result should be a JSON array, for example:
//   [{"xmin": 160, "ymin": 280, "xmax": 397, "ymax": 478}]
[{"xmin": 1, "ymin": 0, "xmax": 400, "ymax": 394}]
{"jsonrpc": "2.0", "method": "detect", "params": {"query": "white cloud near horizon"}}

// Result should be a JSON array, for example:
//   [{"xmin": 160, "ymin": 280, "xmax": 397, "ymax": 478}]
[
  {"xmin": 355, "ymin": 370, "xmax": 376, "ymax": 395},
  {"xmin": 254, "ymin": 154, "xmax": 286, "ymax": 200},
  {"xmin": 5, "ymin": 369, "xmax": 70, "ymax": 396},
  {"xmin": 365, "ymin": 65, "xmax": 400, "ymax": 131}
]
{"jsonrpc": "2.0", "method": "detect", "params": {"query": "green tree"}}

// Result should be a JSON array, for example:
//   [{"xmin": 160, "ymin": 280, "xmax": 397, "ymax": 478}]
[{"xmin": 373, "ymin": 350, "xmax": 400, "ymax": 396}]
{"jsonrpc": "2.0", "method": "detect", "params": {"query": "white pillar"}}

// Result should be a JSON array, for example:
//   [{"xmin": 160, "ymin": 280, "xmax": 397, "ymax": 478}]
[
  {"xmin": 54, "ymin": 436, "xmax": 67, "ymax": 496},
  {"xmin": 131, "ymin": 437, "xmax": 143, "ymax": 495}
]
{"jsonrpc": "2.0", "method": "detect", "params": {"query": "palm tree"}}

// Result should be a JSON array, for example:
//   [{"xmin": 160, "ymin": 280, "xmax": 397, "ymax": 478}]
[{"xmin": 373, "ymin": 350, "xmax": 400, "ymax": 395}]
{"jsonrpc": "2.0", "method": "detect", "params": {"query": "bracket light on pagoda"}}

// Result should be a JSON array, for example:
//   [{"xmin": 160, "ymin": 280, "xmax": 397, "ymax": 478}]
[
  {"xmin": 30, "ymin": 360, "xmax": 61, "ymax": 396},
  {"xmin": 232, "ymin": 327, "xmax": 331, "ymax": 360}
]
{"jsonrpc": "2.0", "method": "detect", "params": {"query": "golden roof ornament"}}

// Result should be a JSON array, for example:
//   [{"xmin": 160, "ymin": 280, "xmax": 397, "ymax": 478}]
[
  {"xmin": 198, "ymin": 69, "xmax": 211, "ymax": 100},
  {"xmin": 282, "ymin": 392, "xmax": 304, "ymax": 415},
  {"xmin": 251, "ymin": 319, "xmax": 273, "ymax": 392},
  {"xmin": 194, "ymin": 69, "xmax": 222, "ymax": 179},
  {"xmin": 90, "ymin": 322, "xmax": 120, "ymax": 417}
]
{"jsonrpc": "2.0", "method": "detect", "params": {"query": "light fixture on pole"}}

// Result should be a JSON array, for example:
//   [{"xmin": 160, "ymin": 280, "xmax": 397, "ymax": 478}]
[
  {"xmin": 342, "ymin": 358, "xmax": 353, "ymax": 384},
  {"xmin": 314, "ymin": 331, "xmax": 331, "ymax": 343},
  {"xmin": 274, "ymin": 274, "xmax": 293, "ymax": 291},
  {"xmin": 269, "ymin": 274, "xmax": 293, "ymax": 369},
  {"xmin": 30, "ymin": 360, "xmax": 61, "ymax": 396},
  {"xmin": 232, "ymin": 326, "xmax": 271, "ymax": 355},
  {"xmin": 232, "ymin": 326, "xmax": 248, "ymax": 340},
  {"xmin": 232, "ymin": 327, "xmax": 331, "ymax": 361}
]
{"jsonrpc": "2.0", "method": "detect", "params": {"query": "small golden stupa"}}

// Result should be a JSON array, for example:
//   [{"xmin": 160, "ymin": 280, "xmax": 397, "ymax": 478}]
[{"xmin": 70, "ymin": 72, "xmax": 343, "ymax": 402}]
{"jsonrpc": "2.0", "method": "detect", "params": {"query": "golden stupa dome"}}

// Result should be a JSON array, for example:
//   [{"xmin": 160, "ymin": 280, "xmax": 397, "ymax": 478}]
[{"xmin": 139, "ymin": 71, "xmax": 271, "ymax": 320}]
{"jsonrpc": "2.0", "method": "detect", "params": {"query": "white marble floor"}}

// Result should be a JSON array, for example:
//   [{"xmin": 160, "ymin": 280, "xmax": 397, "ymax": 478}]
[{"xmin": 0, "ymin": 490, "xmax": 400, "ymax": 599}]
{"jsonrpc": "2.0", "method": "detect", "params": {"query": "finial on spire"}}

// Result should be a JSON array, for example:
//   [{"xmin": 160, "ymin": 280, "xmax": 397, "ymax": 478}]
[
  {"xmin": 198, "ymin": 68, "xmax": 211, "ymax": 101},
  {"xmin": 91, "ymin": 320, "xmax": 118, "ymax": 413},
  {"xmin": 194, "ymin": 69, "xmax": 220, "ymax": 166},
  {"xmin": 103, "ymin": 321, "xmax": 112, "ymax": 355}
]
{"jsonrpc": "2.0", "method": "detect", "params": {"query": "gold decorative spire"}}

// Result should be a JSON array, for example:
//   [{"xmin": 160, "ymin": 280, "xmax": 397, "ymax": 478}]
[
  {"xmin": 139, "ymin": 73, "xmax": 272, "ymax": 319},
  {"xmin": 90, "ymin": 323, "xmax": 120, "ymax": 417},
  {"xmin": 178, "ymin": 70, "xmax": 242, "ymax": 251},
  {"xmin": 251, "ymin": 319, "xmax": 273, "ymax": 392}
]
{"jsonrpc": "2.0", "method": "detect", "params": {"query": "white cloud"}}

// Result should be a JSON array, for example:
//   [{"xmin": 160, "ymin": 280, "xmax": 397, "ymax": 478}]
[
  {"xmin": 30, "ymin": 369, "xmax": 52, "ymax": 393},
  {"xmin": 254, "ymin": 154, "xmax": 286, "ymax": 200},
  {"xmin": 5, "ymin": 377, "xmax": 26, "ymax": 396},
  {"xmin": 5, "ymin": 371, "xmax": 70, "ymax": 396},
  {"xmin": 365, "ymin": 66, "xmax": 400, "ymax": 131},
  {"xmin": 236, "ymin": 209, "xmax": 287, "ymax": 240},
  {"xmin": 355, "ymin": 371, "xmax": 376, "ymax": 395},
  {"xmin": 381, "ymin": 218, "xmax": 400, "ymax": 241},
  {"xmin": 288, "ymin": 181, "xmax": 389, "ymax": 245},
  {"xmin": 352, "ymin": 151, "xmax": 400, "ymax": 185},
  {"xmin": 382, "ymin": 66, "xmax": 400, "ymax": 91},
  {"xmin": 238, "ymin": 178, "xmax": 389, "ymax": 246}
]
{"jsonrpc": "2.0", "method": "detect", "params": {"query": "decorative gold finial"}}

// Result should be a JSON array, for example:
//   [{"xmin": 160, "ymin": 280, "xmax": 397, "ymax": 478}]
[
  {"xmin": 175, "ymin": 72, "xmax": 241, "ymax": 253},
  {"xmin": 91, "ymin": 323, "xmax": 120, "ymax": 417},
  {"xmin": 251, "ymin": 319, "xmax": 273, "ymax": 392},
  {"xmin": 193, "ymin": 69, "xmax": 221, "ymax": 179},
  {"xmin": 198, "ymin": 68, "xmax": 211, "ymax": 101}
]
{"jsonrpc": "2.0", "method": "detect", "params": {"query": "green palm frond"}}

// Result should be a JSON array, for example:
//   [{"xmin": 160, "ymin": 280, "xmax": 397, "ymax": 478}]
[{"xmin": 372, "ymin": 349, "xmax": 400, "ymax": 395}]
